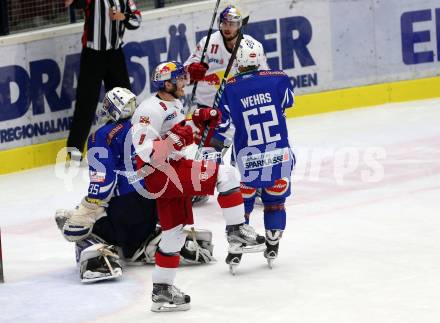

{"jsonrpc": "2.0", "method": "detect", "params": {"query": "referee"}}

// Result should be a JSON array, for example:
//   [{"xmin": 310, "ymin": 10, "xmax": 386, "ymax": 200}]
[{"xmin": 65, "ymin": 0, "xmax": 141, "ymax": 159}]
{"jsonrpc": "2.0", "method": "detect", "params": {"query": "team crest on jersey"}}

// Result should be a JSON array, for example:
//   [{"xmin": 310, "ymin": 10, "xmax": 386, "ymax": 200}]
[
  {"xmin": 159, "ymin": 102, "xmax": 168, "ymax": 111},
  {"xmin": 139, "ymin": 116, "xmax": 150, "ymax": 125},
  {"xmin": 264, "ymin": 178, "xmax": 289, "ymax": 196},
  {"xmin": 240, "ymin": 183, "xmax": 257, "ymax": 198}
]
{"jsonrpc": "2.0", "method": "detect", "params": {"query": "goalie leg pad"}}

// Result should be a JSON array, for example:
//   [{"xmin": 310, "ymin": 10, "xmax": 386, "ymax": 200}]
[
  {"xmin": 79, "ymin": 242, "xmax": 122, "ymax": 283},
  {"xmin": 180, "ymin": 228, "xmax": 215, "ymax": 264}
]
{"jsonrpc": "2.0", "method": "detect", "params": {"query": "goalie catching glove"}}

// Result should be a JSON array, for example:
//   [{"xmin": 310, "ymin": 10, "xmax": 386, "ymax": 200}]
[{"xmin": 55, "ymin": 197, "xmax": 107, "ymax": 242}]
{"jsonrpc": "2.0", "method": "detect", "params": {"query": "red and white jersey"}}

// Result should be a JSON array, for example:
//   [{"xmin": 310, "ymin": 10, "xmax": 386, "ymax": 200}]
[
  {"xmin": 184, "ymin": 31, "xmax": 268, "ymax": 107},
  {"xmin": 131, "ymin": 95, "xmax": 187, "ymax": 163}
]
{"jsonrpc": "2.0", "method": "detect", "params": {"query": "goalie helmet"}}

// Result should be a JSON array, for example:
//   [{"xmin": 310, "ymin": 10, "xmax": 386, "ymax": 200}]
[
  {"xmin": 218, "ymin": 5, "xmax": 242, "ymax": 28},
  {"xmin": 235, "ymin": 38, "xmax": 265, "ymax": 69},
  {"xmin": 98, "ymin": 87, "xmax": 137, "ymax": 122},
  {"xmin": 152, "ymin": 61, "xmax": 187, "ymax": 91}
]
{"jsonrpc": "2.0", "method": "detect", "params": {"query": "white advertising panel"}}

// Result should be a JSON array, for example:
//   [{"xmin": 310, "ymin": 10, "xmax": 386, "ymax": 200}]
[{"xmin": 1, "ymin": 0, "xmax": 439, "ymax": 150}]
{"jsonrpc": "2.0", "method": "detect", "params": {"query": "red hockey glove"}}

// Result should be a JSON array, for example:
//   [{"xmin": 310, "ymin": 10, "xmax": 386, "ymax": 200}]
[
  {"xmin": 187, "ymin": 62, "xmax": 209, "ymax": 81},
  {"xmin": 193, "ymin": 109, "xmax": 221, "ymax": 147},
  {"xmin": 151, "ymin": 122, "xmax": 194, "ymax": 163},
  {"xmin": 192, "ymin": 108, "xmax": 221, "ymax": 128},
  {"xmin": 166, "ymin": 121, "xmax": 194, "ymax": 151}
]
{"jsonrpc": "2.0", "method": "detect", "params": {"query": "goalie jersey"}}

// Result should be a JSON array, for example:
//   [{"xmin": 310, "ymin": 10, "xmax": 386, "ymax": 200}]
[
  {"xmin": 86, "ymin": 120, "xmax": 141, "ymax": 202},
  {"xmin": 215, "ymin": 70, "xmax": 295, "ymax": 187}
]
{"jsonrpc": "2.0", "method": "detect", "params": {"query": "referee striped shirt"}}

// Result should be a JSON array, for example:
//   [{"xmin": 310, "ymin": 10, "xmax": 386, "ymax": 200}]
[{"xmin": 72, "ymin": 0, "xmax": 141, "ymax": 51}]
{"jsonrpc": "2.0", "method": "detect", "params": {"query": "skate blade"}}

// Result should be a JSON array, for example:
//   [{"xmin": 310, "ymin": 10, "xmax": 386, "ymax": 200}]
[
  {"xmin": 81, "ymin": 268, "xmax": 122, "ymax": 283},
  {"xmin": 229, "ymin": 264, "xmax": 238, "ymax": 275},
  {"xmin": 151, "ymin": 301, "xmax": 191, "ymax": 312},
  {"xmin": 267, "ymin": 258, "xmax": 274, "ymax": 269},
  {"xmin": 241, "ymin": 243, "xmax": 266, "ymax": 254}
]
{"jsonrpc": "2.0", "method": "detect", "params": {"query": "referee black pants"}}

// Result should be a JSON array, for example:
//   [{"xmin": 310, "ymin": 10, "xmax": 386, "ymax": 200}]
[{"xmin": 67, "ymin": 47, "xmax": 131, "ymax": 153}]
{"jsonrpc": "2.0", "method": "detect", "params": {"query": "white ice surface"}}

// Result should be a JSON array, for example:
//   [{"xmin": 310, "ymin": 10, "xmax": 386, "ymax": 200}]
[{"xmin": 1, "ymin": 99, "xmax": 439, "ymax": 323}]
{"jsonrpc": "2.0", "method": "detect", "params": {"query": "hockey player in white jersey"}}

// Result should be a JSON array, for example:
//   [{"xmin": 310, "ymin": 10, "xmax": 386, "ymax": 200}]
[
  {"xmin": 55, "ymin": 87, "xmax": 214, "ymax": 284},
  {"xmin": 185, "ymin": 4, "xmax": 268, "ymax": 205},
  {"xmin": 131, "ymin": 61, "xmax": 266, "ymax": 312},
  {"xmin": 185, "ymin": 4, "xmax": 268, "ymax": 107}
]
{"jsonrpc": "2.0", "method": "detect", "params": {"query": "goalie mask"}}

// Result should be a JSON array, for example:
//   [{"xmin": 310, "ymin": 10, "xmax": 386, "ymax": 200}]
[
  {"xmin": 98, "ymin": 87, "xmax": 137, "ymax": 123},
  {"xmin": 235, "ymin": 38, "xmax": 265, "ymax": 69}
]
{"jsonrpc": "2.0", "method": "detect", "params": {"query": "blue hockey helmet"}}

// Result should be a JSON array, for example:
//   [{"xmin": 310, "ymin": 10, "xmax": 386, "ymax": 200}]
[
  {"xmin": 218, "ymin": 5, "xmax": 242, "ymax": 28},
  {"xmin": 152, "ymin": 61, "xmax": 187, "ymax": 91}
]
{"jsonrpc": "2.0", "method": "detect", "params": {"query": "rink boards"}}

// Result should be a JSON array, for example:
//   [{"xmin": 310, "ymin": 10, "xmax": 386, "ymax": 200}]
[{"xmin": 0, "ymin": 0, "xmax": 439, "ymax": 174}]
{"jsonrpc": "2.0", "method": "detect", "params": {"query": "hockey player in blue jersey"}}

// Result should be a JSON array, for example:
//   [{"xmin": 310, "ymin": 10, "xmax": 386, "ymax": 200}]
[
  {"xmin": 55, "ymin": 88, "xmax": 214, "ymax": 283},
  {"xmin": 196, "ymin": 39, "xmax": 295, "ymax": 271}
]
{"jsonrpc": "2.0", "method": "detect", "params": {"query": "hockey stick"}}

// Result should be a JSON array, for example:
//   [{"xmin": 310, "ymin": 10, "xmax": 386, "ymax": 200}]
[
  {"xmin": 194, "ymin": 15, "xmax": 249, "ymax": 161},
  {"xmin": 0, "ymin": 227, "xmax": 4, "ymax": 283},
  {"xmin": 188, "ymin": 0, "xmax": 222, "ymax": 112}
]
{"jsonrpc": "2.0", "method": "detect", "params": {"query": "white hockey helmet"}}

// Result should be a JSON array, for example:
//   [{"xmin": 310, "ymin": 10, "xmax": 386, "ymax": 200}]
[
  {"xmin": 218, "ymin": 5, "xmax": 242, "ymax": 28},
  {"xmin": 98, "ymin": 87, "xmax": 137, "ymax": 122},
  {"xmin": 235, "ymin": 38, "xmax": 265, "ymax": 69}
]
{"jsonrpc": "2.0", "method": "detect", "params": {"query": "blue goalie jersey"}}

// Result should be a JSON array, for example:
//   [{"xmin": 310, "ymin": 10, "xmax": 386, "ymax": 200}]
[
  {"xmin": 87, "ymin": 120, "xmax": 142, "ymax": 202},
  {"xmin": 215, "ymin": 70, "xmax": 295, "ymax": 187}
]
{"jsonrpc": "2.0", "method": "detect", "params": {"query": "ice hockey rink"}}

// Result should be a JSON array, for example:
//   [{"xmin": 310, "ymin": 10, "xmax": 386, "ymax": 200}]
[{"xmin": 1, "ymin": 98, "xmax": 439, "ymax": 323}]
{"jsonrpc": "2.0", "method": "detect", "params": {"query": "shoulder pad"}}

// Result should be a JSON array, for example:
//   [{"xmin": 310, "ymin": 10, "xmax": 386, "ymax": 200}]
[{"xmin": 106, "ymin": 123, "xmax": 125, "ymax": 145}]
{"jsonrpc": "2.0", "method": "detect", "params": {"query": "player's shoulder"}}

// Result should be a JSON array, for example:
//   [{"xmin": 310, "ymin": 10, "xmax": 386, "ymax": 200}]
[
  {"xmin": 258, "ymin": 70, "xmax": 288, "ymax": 77},
  {"xmin": 257, "ymin": 70, "xmax": 290, "ymax": 84},
  {"xmin": 243, "ymin": 34, "xmax": 263, "ymax": 46},
  {"xmin": 137, "ymin": 95, "xmax": 158, "ymax": 111},
  {"xmin": 90, "ymin": 121, "xmax": 127, "ymax": 146},
  {"xmin": 199, "ymin": 31, "xmax": 222, "ymax": 44},
  {"xmin": 135, "ymin": 96, "xmax": 165, "ymax": 118},
  {"xmin": 210, "ymin": 31, "xmax": 223, "ymax": 42}
]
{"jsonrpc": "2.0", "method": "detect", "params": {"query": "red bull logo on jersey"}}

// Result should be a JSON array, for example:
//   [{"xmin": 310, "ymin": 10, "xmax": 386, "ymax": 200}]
[{"xmin": 203, "ymin": 72, "xmax": 223, "ymax": 87}]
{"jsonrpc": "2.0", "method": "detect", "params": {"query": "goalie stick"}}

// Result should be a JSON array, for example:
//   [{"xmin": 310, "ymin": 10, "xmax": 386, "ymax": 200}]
[{"xmin": 194, "ymin": 15, "xmax": 250, "ymax": 161}]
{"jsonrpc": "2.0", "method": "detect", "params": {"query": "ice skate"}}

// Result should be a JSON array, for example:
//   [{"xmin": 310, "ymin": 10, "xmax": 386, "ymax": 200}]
[
  {"xmin": 151, "ymin": 283, "xmax": 191, "ymax": 312},
  {"xmin": 226, "ymin": 223, "xmax": 266, "ymax": 253},
  {"xmin": 225, "ymin": 251, "xmax": 242, "ymax": 275},
  {"xmin": 264, "ymin": 230, "xmax": 282, "ymax": 269}
]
